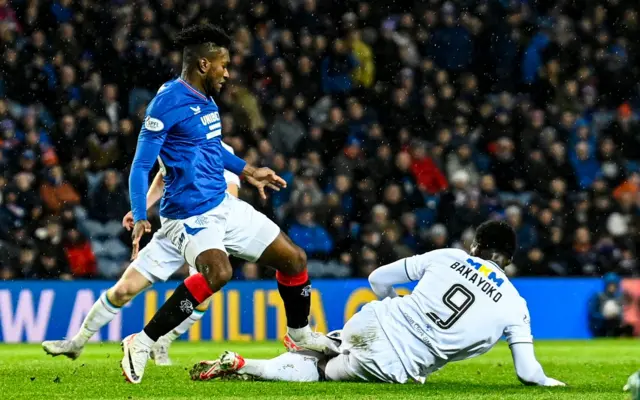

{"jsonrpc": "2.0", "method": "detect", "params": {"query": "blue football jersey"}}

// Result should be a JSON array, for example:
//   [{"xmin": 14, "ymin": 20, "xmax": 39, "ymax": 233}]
[{"xmin": 134, "ymin": 78, "xmax": 229, "ymax": 219}]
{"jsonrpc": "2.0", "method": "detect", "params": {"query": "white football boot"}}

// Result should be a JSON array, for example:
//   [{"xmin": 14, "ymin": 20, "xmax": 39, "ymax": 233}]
[
  {"xmin": 120, "ymin": 334, "xmax": 150, "ymax": 384},
  {"xmin": 42, "ymin": 340, "xmax": 84, "ymax": 360}
]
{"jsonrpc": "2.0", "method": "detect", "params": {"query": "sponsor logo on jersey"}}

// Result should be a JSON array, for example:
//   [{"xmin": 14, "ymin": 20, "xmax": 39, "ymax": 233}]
[
  {"xmin": 144, "ymin": 116, "xmax": 164, "ymax": 132},
  {"xmin": 184, "ymin": 223, "xmax": 206, "ymax": 236},
  {"xmin": 200, "ymin": 112, "xmax": 220, "ymax": 126},
  {"xmin": 466, "ymin": 258, "xmax": 504, "ymax": 287},
  {"xmin": 450, "ymin": 261, "xmax": 503, "ymax": 303},
  {"xmin": 190, "ymin": 106, "xmax": 202, "ymax": 115}
]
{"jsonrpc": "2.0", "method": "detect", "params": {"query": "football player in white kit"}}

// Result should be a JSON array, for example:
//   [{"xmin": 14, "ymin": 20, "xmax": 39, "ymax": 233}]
[
  {"xmin": 42, "ymin": 143, "xmax": 240, "ymax": 366},
  {"xmin": 190, "ymin": 220, "xmax": 565, "ymax": 387}
]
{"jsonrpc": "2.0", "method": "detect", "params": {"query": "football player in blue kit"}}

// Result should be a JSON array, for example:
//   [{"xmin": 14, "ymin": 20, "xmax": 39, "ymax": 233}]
[{"xmin": 118, "ymin": 24, "xmax": 337, "ymax": 383}]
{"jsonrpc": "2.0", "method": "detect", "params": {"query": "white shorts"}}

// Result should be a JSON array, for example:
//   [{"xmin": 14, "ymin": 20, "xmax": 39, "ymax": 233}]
[
  {"xmin": 130, "ymin": 230, "xmax": 197, "ymax": 283},
  {"xmin": 131, "ymin": 194, "xmax": 280, "ymax": 283},
  {"xmin": 325, "ymin": 304, "xmax": 408, "ymax": 383},
  {"xmin": 160, "ymin": 193, "xmax": 280, "ymax": 268}
]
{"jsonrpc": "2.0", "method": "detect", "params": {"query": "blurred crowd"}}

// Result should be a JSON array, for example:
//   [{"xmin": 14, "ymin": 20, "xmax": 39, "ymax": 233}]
[{"xmin": 1, "ymin": 0, "xmax": 640, "ymax": 280}]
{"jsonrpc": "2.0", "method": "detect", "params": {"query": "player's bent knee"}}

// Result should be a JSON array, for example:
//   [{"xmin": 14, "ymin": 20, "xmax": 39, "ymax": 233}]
[
  {"xmin": 203, "ymin": 266, "xmax": 233, "ymax": 287},
  {"xmin": 195, "ymin": 250, "xmax": 233, "ymax": 288},
  {"xmin": 281, "ymin": 244, "xmax": 307, "ymax": 275},
  {"xmin": 108, "ymin": 282, "xmax": 139, "ymax": 306}
]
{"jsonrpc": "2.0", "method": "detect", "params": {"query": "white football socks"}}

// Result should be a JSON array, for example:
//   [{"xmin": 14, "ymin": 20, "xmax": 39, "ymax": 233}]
[
  {"xmin": 135, "ymin": 330, "xmax": 156, "ymax": 350},
  {"xmin": 287, "ymin": 325, "xmax": 312, "ymax": 341},
  {"xmin": 72, "ymin": 292, "xmax": 120, "ymax": 346},
  {"xmin": 239, "ymin": 352, "xmax": 320, "ymax": 382},
  {"xmin": 161, "ymin": 309, "xmax": 205, "ymax": 342}
]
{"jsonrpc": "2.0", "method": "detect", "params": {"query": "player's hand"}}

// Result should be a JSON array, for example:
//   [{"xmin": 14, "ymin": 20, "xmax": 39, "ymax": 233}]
[
  {"xmin": 543, "ymin": 377, "xmax": 566, "ymax": 387},
  {"xmin": 245, "ymin": 167, "xmax": 287, "ymax": 200},
  {"xmin": 131, "ymin": 220, "xmax": 152, "ymax": 260},
  {"xmin": 122, "ymin": 211, "xmax": 134, "ymax": 231}
]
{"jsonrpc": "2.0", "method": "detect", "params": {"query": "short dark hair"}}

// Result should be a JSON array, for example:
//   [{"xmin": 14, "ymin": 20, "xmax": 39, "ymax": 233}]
[
  {"xmin": 473, "ymin": 220, "xmax": 517, "ymax": 259},
  {"xmin": 174, "ymin": 24, "xmax": 231, "ymax": 67},
  {"xmin": 174, "ymin": 24, "xmax": 231, "ymax": 49}
]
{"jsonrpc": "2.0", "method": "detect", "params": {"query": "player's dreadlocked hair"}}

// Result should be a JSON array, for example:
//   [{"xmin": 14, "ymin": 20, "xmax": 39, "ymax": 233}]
[
  {"xmin": 472, "ymin": 220, "xmax": 517, "ymax": 264},
  {"xmin": 174, "ymin": 24, "xmax": 231, "ymax": 67}
]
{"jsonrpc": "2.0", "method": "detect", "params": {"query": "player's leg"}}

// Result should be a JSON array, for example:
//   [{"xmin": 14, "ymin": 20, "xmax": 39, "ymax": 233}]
[
  {"xmin": 323, "ymin": 305, "xmax": 409, "ymax": 383},
  {"xmin": 42, "ymin": 266, "xmax": 152, "ymax": 359},
  {"xmin": 152, "ymin": 267, "xmax": 211, "ymax": 366},
  {"xmin": 122, "ymin": 255, "xmax": 229, "ymax": 383},
  {"xmin": 134, "ymin": 249, "xmax": 230, "ymax": 344},
  {"xmin": 122, "ymin": 211, "xmax": 232, "ymax": 383},
  {"xmin": 257, "ymin": 233, "xmax": 335, "ymax": 352},
  {"xmin": 190, "ymin": 351, "xmax": 322, "ymax": 382},
  {"xmin": 222, "ymin": 196, "xmax": 337, "ymax": 353},
  {"xmin": 44, "ymin": 233, "xmax": 185, "ymax": 360}
]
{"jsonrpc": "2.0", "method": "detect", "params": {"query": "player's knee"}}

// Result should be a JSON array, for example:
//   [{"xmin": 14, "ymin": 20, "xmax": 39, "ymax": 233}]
[
  {"xmin": 196, "ymin": 251, "xmax": 233, "ymax": 287},
  {"xmin": 202, "ymin": 265, "xmax": 233, "ymax": 287},
  {"xmin": 109, "ymin": 282, "xmax": 138, "ymax": 306},
  {"xmin": 217, "ymin": 262, "xmax": 233, "ymax": 283}
]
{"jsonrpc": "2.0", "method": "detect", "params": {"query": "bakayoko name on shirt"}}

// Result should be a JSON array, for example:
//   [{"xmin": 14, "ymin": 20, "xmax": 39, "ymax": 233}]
[{"xmin": 449, "ymin": 262, "xmax": 503, "ymax": 303}]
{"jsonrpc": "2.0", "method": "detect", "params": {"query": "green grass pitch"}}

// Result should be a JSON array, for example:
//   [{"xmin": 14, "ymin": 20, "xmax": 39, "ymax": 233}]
[{"xmin": 0, "ymin": 340, "xmax": 638, "ymax": 399}]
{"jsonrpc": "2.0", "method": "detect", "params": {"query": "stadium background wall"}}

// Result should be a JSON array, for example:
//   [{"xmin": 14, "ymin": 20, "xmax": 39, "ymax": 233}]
[{"xmin": 0, "ymin": 279, "xmax": 638, "ymax": 343}]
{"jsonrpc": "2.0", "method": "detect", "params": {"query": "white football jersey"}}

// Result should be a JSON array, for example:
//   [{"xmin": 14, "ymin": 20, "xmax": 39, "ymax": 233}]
[
  {"xmin": 221, "ymin": 142, "xmax": 241, "ymax": 187},
  {"xmin": 371, "ymin": 248, "xmax": 532, "ymax": 382}
]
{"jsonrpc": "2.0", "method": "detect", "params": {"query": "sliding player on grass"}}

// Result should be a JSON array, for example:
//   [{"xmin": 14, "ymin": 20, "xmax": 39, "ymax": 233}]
[{"xmin": 191, "ymin": 221, "xmax": 565, "ymax": 388}]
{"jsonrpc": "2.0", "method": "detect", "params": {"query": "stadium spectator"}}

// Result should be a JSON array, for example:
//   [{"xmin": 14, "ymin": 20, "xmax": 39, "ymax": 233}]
[
  {"xmin": 40, "ymin": 165, "xmax": 80, "ymax": 214},
  {"xmin": 288, "ymin": 208, "xmax": 334, "ymax": 260},
  {"xmin": 588, "ymin": 272, "xmax": 633, "ymax": 337}
]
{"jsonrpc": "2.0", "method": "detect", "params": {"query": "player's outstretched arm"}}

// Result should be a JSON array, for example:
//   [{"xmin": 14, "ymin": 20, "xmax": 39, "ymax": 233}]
[
  {"xmin": 129, "ymin": 140, "xmax": 163, "ymax": 259},
  {"xmin": 505, "ymin": 305, "xmax": 565, "ymax": 387},
  {"xmin": 509, "ymin": 343, "xmax": 565, "ymax": 387},
  {"xmin": 219, "ymin": 145, "xmax": 286, "ymax": 199}
]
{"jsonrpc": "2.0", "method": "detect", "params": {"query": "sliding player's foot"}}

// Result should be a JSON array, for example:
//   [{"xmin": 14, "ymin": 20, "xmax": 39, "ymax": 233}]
[
  {"xmin": 121, "ymin": 334, "xmax": 150, "ymax": 384},
  {"xmin": 190, "ymin": 351, "xmax": 245, "ymax": 381},
  {"xmin": 284, "ymin": 330, "xmax": 339, "ymax": 355},
  {"xmin": 42, "ymin": 340, "xmax": 83, "ymax": 360},
  {"xmin": 150, "ymin": 336, "xmax": 172, "ymax": 366}
]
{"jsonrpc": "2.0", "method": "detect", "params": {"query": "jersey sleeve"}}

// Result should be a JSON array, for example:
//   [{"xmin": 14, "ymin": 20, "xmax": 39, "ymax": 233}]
[
  {"xmin": 129, "ymin": 97, "xmax": 184, "ymax": 222},
  {"xmin": 404, "ymin": 253, "xmax": 432, "ymax": 281},
  {"xmin": 138, "ymin": 98, "xmax": 183, "ymax": 144},
  {"xmin": 503, "ymin": 299, "xmax": 534, "ymax": 345}
]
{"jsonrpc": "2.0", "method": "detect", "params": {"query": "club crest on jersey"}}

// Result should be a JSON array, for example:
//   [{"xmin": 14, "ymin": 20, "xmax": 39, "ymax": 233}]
[
  {"xmin": 180, "ymin": 299, "xmax": 194, "ymax": 314},
  {"xmin": 466, "ymin": 258, "xmax": 504, "ymax": 287},
  {"xmin": 144, "ymin": 116, "xmax": 164, "ymax": 132},
  {"xmin": 200, "ymin": 112, "xmax": 220, "ymax": 126},
  {"xmin": 195, "ymin": 215, "xmax": 209, "ymax": 226}
]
